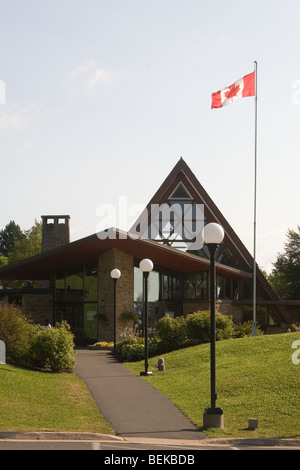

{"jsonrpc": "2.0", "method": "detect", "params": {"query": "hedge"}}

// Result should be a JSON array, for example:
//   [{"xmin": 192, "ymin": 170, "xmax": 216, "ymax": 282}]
[{"xmin": 116, "ymin": 310, "xmax": 235, "ymax": 361}]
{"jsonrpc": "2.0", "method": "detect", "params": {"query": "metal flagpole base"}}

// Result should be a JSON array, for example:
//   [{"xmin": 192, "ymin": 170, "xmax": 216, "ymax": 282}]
[{"xmin": 203, "ymin": 407, "xmax": 224, "ymax": 428}]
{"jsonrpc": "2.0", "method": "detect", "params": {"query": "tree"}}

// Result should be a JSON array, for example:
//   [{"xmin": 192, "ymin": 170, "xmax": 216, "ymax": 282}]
[
  {"xmin": 269, "ymin": 226, "xmax": 300, "ymax": 299},
  {"xmin": 0, "ymin": 256, "xmax": 8, "ymax": 268},
  {"xmin": 0, "ymin": 220, "xmax": 42, "ymax": 288},
  {"xmin": 7, "ymin": 220, "xmax": 42, "ymax": 264},
  {"xmin": 0, "ymin": 221, "xmax": 24, "ymax": 256}
]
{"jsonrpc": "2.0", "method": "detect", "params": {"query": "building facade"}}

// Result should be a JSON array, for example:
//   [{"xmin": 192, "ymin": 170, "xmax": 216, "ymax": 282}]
[{"xmin": 0, "ymin": 159, "xmax": 296, "ymax": 342}]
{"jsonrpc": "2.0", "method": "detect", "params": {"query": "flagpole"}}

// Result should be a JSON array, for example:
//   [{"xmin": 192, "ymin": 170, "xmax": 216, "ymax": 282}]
[{"xmin": 252, "ymin": 60, "xmax": 258, "ymax": 336}]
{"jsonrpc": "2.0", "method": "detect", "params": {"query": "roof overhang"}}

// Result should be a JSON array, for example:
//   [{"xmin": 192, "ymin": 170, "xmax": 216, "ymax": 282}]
[{"xmin": 0, "ymin": 228, "xmax": 251, "ymax": 281}]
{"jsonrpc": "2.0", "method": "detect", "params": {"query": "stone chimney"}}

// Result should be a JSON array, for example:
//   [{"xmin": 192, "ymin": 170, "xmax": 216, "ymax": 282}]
[{"xmin": 41, "ymin": 215, "xmax": 70, "ymax": 252}]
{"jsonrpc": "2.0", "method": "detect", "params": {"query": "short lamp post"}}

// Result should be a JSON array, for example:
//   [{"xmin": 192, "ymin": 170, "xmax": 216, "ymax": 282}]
[
  {"xmin": 202, "ymin": 222, "xmax": 225, "ymax": 429},
  {"xmin": 110, "ymin": 268, "xmax": 121, "ymax": 354},
  {"xmin": 139, "ymin": 258, "xmax": 153, "ymax": 376}
]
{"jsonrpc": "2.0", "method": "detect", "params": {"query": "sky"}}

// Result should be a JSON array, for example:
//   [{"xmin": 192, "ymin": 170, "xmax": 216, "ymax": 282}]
[{"xmin": 0, "ymin": 0, "xmax": 300, "ymax": 273}]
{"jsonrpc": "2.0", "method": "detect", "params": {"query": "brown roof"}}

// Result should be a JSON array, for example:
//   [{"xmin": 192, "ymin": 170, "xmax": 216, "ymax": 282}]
[{"xmin": 0, "ymin": 228, "xmax": 251, "ymax": 280}]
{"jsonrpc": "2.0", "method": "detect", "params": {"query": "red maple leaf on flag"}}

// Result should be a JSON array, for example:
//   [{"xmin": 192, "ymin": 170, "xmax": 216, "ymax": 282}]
[{"xmin": 225, "ymin": 82, "xmax": 240, "ymax": 99}]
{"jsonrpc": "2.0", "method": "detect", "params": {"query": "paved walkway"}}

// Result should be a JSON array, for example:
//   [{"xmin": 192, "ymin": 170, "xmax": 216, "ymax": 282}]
[{"xmin": 75, "ymin": 348, "xmax": 205, "ymax": 440}]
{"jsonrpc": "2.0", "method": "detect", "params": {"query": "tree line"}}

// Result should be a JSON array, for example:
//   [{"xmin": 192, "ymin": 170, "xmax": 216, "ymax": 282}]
[{"xmin": 0, "ymin": 220, "xmax": 42, "ymax": 287}]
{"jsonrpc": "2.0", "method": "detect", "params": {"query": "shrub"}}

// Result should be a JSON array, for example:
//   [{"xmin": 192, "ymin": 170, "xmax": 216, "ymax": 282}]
[
  {"xmin": 215, "ymin": 312, "xmax": 235, "ymax": 340},
  {"xmin": 233, "ymin": 320, "xmax": 263, "ymax": 337},
  {"xmin": 155, "ymin": 311, "xmax": 234, "ymax": 354},
  {"xmin": 116, "ymin": 336, "xmax": 144, "ymax": 361},
  {"xmin": 185, "ymin": 311, "xmax": 211, "ymax": 344},
  {"xmin": 155, "ymin": 315, "xmax": 189, "ymax": 352},
  {"xmin": 0, "ymin": 302, "xmax": 36, "ymax": 366},
  {"xmin": 28, "ymin": 321, "xmax": 76, "ymax": 372},
  {"xmin": 116, "ymin": 336, "xmax": 161, "ymax": 362}
]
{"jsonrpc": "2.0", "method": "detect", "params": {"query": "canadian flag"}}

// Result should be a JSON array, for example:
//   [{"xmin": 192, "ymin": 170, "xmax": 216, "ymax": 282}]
[{"xmin": 211, "ymin": 71, "xmax": 255, "ymax": 109}]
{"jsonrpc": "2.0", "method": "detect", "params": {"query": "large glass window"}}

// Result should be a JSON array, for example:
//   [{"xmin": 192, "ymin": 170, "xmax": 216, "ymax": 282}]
[
  {"xmin": 84, "ymin": 263, "xmax": 98, "ymax": 301},
  {"xmin": 134, "ymin": 264, "xmax": 182, "ymax": 326},
  {"xmin": 134, "ymin": 267, "xmax": 159, "ymax": 302},
  {"xmin": 184, "ymin": 272, "xmax": 207, "ymax": 299},
  {"xmin": 217, "ymin": 276, "xmax": 241, "ymax": 300},
  {"xmin": 84, "ymin": 303, "xmax": 98, "ymax": 339},
  {"xmin": 55, "ymin": 260, "xmax": 98, "ymax": 341},
  {"xmin": 162, "ymin": 274, "xmax": 180, "ymax": 300}
]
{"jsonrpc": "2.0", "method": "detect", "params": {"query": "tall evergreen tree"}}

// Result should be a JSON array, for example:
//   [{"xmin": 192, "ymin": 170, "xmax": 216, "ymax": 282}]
[{"xmin": 0, "ymin": 221, "xmax": 24, "ymax": 257}]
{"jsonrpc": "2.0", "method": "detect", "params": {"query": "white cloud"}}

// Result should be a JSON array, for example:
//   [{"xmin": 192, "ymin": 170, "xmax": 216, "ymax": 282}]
[
  {"xmin": 0, "ymin": 103, "xmax": 40, "ymax": 132},
  {"xmin": 0, "ymin": 108, "xmax": 30, "ymax": 131},
  {"xmin": 64, "ymin": 60, "xmax": 127, "ymax": 102}
]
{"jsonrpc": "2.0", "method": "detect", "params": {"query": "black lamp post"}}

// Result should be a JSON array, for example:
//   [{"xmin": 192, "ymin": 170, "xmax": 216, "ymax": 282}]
[
  {"xmin": 110, "ymin": 268, "xmax": 121, "ymax": 354},
  {"xmin": 139, "ymin": 258, "xmax": 153, "ymax": 376},
  {"xmin": 202, "ymin": 222, "xmax": 225, "ymax": 428}
]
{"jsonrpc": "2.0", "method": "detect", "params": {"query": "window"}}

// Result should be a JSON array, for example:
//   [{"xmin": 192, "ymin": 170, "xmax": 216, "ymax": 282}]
[
  {"xmin": 162, "ymin": 274, "xmax": 180, "ymax": 300},
  {"xmin": 55, "ymin": 261, "xmax": 98, "ymax": 340},
  {"xmin": 134, "ymin": 267, "xmax": 159, "ymax": 302},
  {"xmin": 134, "ymin": 265, "xmax": 182, "ymax": 302},
  {"xmin": 84, "ymin": 263, "xmax": 98, "ymax": 301},
  {"xmin": 184, "ymin": 272, "xmax": 207, "ymax": 299},
  {"xmin": 216, "ymin": 277, "xmax": 240, "ymax": 300}
]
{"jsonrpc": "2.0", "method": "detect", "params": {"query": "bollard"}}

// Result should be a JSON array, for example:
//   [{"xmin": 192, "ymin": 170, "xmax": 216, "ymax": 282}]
[
  {"xmin": 157, "ymin": 357, "xmax": 165, "ymax": 371},
  {"xmin": 248, "ymin": 418, "xmax": 258, "ymax": 430}
]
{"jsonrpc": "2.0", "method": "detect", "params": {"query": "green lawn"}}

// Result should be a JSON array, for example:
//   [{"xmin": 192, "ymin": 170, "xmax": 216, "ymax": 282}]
[
  {"xmin": 0, "ymin": 363, "xmax": 113, "ymax": 434},
  {"xmin": 124, "ymin": 332, "xmax": 300, "ymax": 439},
  {"xmin": 1, "ymin": 332, "xmax": 299, "ymax": 439}
]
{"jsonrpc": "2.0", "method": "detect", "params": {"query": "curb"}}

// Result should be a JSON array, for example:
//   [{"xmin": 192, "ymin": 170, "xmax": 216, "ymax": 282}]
[
  {"xmin": 0, "ymin": 432, "xmax": 299, "ymax": 447},
  {"xmin": 0, "ymin": 431, "xmax": 123, "ymax": 441},
  {"xmin": 200, "ymin": 437, "xmax": 300, "ymax": 448}
]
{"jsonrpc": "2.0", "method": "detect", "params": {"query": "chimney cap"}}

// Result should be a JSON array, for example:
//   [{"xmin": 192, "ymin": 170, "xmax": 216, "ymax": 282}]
[{"xmin": 41, "ymin": 215, "xmax": 70, "ymax": 219}]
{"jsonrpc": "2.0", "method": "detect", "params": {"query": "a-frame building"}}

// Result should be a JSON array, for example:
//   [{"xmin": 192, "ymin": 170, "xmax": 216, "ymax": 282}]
[{"xmin": 130, "ymin": 157, "xmax": 293, "ymax": 325}]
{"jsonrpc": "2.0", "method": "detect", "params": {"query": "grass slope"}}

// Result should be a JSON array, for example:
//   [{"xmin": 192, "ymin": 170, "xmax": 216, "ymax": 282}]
[
  {"xmin": 0, "ymin": 364, "xmax": 113, "ymax": 434},
  {"xmin": 124, "ymin": 332, "xmax": 300, "ymax": 438}
]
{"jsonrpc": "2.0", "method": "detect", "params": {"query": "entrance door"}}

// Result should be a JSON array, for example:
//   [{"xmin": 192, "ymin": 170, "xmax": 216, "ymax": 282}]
[{"xmin": 55, "ymin": 302, "xmax": 84, "ymax": 338}]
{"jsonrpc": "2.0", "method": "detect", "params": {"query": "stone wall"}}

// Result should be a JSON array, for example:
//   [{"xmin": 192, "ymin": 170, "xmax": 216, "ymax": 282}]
[
  {"xmin": 98, "ymin": 248, "xmax": 134, "ymax": 341},
  {"xmin": 21, "ymin": 292, "xmax": 54, "ymax": 326},
  {"xmin": 182, "ymin": 299, "xmax": 244, "ymax": 323}
]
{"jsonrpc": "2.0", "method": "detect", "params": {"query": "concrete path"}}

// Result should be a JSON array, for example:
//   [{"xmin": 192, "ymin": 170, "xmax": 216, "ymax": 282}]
[{"xmin": 75, "ymin": 348, "xmax": 205, "ymax": 440}]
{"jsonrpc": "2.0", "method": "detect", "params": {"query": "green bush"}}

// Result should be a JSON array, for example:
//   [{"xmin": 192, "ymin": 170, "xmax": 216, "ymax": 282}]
[
  {"xmin": 185, "ymin": 311, "xmax": 211, "ymax": 344},
  {"xmin": 156, "ymin": 311, "xmax": 234, "ymax": 353},
  {"xmin": 28, "ymin": 321, "xmax": 76, "ymax": 372},
  {"xmin": 116, "ymin": 312, "xmax": 265, "ymax": 362},
  {"xmin": 116, "ymin": 336, "xmax": 144, "ymax": 362},
  {"xmin": 0, "ymin": 304, "xmax": 76, "ymax": 372},
  {"xmin": 0, "ymin": 302, "xmax": 36, "ymax": 365},
  {"xmin": 116, "ymin": 336, "xmax": 162, "ymax": 362},
  {"xmin": 155, "ymin": 315, "xmax": 189, "ymax": 352},
  {"xmin": 118, "ymin": 342, "xmax": 145, "ymax": 362},
  {"xmin": 233, "ymin": 320, "xmax": 263, "ymax": 337},
  {"xmin": 215, "ymin": 312, "xmax": 235, "ymax": 340}
]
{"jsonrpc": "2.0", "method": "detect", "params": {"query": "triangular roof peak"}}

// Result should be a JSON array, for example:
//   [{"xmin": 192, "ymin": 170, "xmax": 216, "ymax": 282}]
[
  {"xmin": 131, "ymin": 157, "xmax": 252, "ymax": 270},
  {"xmin": 130, "ymin": 158, "xmax": 291, "ymax": 322}
]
